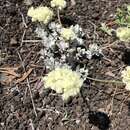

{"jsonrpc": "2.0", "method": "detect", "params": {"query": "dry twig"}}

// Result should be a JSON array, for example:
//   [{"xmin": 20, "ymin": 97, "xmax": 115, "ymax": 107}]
[
  {"xmin": 17, "ymin": 50, "xmax": 38, "ymax": 117},
  {"xmin": 16, "ymin": 68, "xmax": 33, "ymax": 84}
]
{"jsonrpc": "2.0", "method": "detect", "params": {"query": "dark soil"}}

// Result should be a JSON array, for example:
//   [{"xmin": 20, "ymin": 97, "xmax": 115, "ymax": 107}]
[{"xmin": 1, "ymin": 0, "xmax": 130, "ymax": 130}]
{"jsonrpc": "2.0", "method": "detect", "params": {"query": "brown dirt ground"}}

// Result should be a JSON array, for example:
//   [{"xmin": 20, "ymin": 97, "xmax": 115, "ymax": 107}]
[{"xmin": 1, "ymin": 0, "xmax": 130, "ymax": 130}]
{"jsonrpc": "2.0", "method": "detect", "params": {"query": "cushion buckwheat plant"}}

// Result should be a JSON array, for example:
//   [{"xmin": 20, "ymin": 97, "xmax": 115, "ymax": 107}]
[
  {"xmin": 43, "ymin": 67, "xmax": 84, "ymax": 100},
  {"xmin": 51, "ymin": 0, "xmax": 66, "ymax": 10},
  {"xmin": 116, "ymin": 27, "xmax": 130, "ymax": 42},
  {"xmin": 27, "ymin": 6, "xmax": 54, "ymax": 24},
  {"xmin": 121, "ymin": 66, "xmax": 130, "ymax": 90}
]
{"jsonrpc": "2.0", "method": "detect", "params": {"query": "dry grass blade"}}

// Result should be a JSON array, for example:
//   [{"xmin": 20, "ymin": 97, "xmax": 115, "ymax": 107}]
[
  {"xmin": 16, "ymin": 68, "xmax": 33, "ymax": 84},
  {"xmin": 0, "ymin": 66, "xmax": 20, "ymax": 77},
  {"xmin": 0, "ymin": 66, "xmax": 20, "ymax": 85},
  {"xmin": 0, "ymin": 73, "xmax": 16, "ymax": 85}
]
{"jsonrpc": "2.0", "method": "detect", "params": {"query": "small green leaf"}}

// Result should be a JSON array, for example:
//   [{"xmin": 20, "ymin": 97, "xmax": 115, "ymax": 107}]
[
  {"xmin": 100, "ymin": 23, "xmax": 113, "ymax": 36},
  {"xmin": 127, "ymin": 5, "xmax": 130, "ymax": 12},
  {"xmin": 127, "ymin": 16, "xmax": 130, "ymax": 23}
]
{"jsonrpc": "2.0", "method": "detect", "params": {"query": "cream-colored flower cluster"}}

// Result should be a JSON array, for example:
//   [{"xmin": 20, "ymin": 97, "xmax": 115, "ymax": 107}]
[
  {"xmin": 43, "ymin": 67, "xmax": 83, "ymax": 100},
  {"xmin": 51, "ymin": 0, "xmax": 66, "ymax": 10},
  {"xmin": 27, "ymin": 6, "xmax": 54, "ymax": 24},
  {"xmin": 121, "ymin": 66, "xmax": 130, "ymax": 90},
  {"xmin": 27, "ymin": 0, "xmax": 67, "ymax": 24},
  {"xmin": 60, "ymin": 28, "xmax": 76, "ymax": 41},
  {"xmin": 116, "ymin": 27, "xmax": 130, "ymax": 42}
]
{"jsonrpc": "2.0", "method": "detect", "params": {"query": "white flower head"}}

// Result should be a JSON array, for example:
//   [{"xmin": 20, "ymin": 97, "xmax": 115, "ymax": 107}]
[
  {"xmin": 27, "ymin": 6, "xmax": 54, "ymax": 24},
  {"xmin": 121, "ymin": 66, "xmax": 130, "ymax": 90},
  {"xmin": 43, "ymin": 67, "xmax": 83, "ymax": 100},
  {"xmin": 61, "ymin": 28, "xmax": 76, "ymax": 41},
  {"xmin": 51, "ymin": 0, "xmax": 66, "ymax": 10}
]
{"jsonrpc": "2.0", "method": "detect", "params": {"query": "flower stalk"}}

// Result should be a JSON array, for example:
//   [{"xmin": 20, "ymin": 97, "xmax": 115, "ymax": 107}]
[{"xmin": 86, "ymin": 76, "xmax": 123, "ymax": 84}]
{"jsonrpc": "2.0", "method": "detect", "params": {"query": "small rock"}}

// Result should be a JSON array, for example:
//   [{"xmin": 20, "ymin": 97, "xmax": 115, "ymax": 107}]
[
  {"xmin": 10, "ymin": 37, "xmax": 17, "ymax": 45},
  {"xmin": 76, "ymin": 119, "xmax": 80, "ymax": 124},
  {"xmin": 24, "ymin": 0, "xmax": 32, "ymax": 5},
  {"xmin": 91, "ymin": 126, "xmax": 99, "ymax": 130},
  {"xmin": 56, "ymin": 126, "xmax": 66, "ymax": 130},
  {"xmin": 0, "ymin": 122, "xmax": 4, "ymax": 127},
  {"xmin": 105, "ymin": 71, "xmax": 115, "ymax": 77},
  {"xmin": 105, "ymin": 87, "xmax": 113, "ymax": 94}
]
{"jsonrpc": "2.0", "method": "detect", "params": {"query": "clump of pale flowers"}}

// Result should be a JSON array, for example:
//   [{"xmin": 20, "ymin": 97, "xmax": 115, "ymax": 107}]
[
  {"xmin": 43, "ymin": 67, "xmax": 83, "ymax": 100},
  {"xmin": 27, "ymin": 6, "xmax": 54, "ymax": 24},
  {"xmin": 121, "ymin": 66, "xmax": 130, "ymax": 90},
  {"xmin": 60, "ymin": 28, "xmax": 76, "ymax": 41},
  {"xmin": 116, "ymin": 27, "xmax": 130, "ymax": 42},
  {"xmin": 51, "ymin": 0, "xmax": 66, "ymax": 10}
]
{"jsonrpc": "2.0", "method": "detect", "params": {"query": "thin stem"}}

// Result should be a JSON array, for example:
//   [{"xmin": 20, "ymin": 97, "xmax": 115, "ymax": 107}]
[
  {"xmin": 57, "ymin": 9, "xmax": 62, "ymax": 26},
  {"xmin": 86, "ymin": 76, "xmax": 124, "ymax": 84}
]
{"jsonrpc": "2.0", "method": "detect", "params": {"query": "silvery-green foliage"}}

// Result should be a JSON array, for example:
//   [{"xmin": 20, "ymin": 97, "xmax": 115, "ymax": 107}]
[
  {"xmin": 35, "ymin": 27, "xmax": 56, "ymax": 48},
  {"xmin": 76, "ymin": 66, "xmax": 88, "ymax": 80},
  {"xmin": 35, "ymin": 22, "xmax": 85, "ymax": 50},
  {"xmin": 37, "ymin": 22, "xmax": 102, "ymax": 71},
  {"xmin": 76, "ymin": 47, "xmax": 87, "ymax": 59},
  {"xmin": 36, "ymin": 22, "xmax": 102, "ymax": 80},
  {"xmin": 58, "ymin": 39, "xmax": 69, "ymax": 50},
  {"xmin": 39, "ymin": 49, "xmax": 54, "ymax": 69},
  {"xmin": 86, "ymin": 44, "xmax": 102, "ymax": 59},
  {"xmin": 39, "ymin": 48, "xmax": 67, "ymax": 70},
  {"xmin": 70, "ymin": 24, "xmax": 85, "ymax": 45},
  {"xmin": 71, "ymin": 24, "xmax": 84, "ymax": 36},
  {"xmin": 75, "ymin": 44, "xmax": 102, "ymax": 60},
  {"xmin": 48, "ymin": 22, "xmax": 62, "ymax": 32},
  {"xmin": 35, "ymin": 27, "xmax": 47, "ymax": 38}
]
